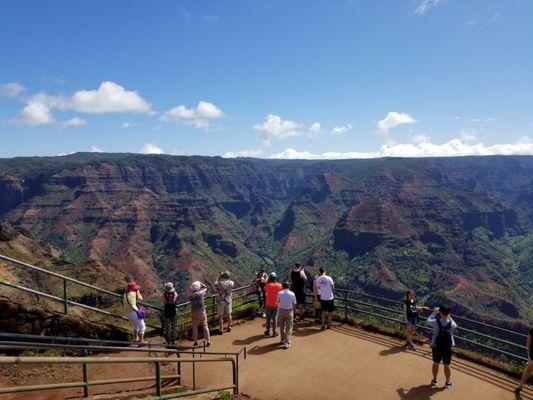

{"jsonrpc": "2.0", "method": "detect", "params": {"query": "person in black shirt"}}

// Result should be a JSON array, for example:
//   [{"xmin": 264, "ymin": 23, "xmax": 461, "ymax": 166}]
[
  {"xmin": 515, "ymin": 327, "xmax": 533, "ymax": 395},
  {"xmin": 403, "ymin": 289, "xmax": 429, "ymax": 351},
  {"xmin": 290, "ymin": 263, "xmax": 307, "ymax": 321}
]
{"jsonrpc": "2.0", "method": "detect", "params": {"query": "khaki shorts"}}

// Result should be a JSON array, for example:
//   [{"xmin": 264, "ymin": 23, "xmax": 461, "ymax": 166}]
[{"xmin": 217, "ymin": 301, "xmax": 232, "ymax": 315}]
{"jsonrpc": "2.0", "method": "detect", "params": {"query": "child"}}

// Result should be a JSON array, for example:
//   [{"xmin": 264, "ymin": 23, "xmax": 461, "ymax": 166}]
[{"xmin": 403, "ymin": 289, "xmax": 429, "ymax": 350}]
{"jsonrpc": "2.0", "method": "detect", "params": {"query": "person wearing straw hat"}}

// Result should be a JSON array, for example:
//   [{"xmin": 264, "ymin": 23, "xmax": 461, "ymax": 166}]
[
  {"xmin": 161, "ymin": 282, "xmax": 179, "ymax": 345},
  {"xmin": 215, "ymin": 271, "xmax": 234, "ymax": 334},
  {"xmin": 123, "ymin": 281, "xmax": 146, "ymax": 344},
  {"xmin": 189, "ymin": 280, "xmax": 211, "ymax": 346}
]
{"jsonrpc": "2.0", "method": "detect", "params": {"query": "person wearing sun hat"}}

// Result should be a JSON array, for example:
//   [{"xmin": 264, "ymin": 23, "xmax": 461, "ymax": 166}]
[
  {"xmin": 123, "ymin": 280, "xmax": 146, "ymax": 343},
  {"xmin": 215, "ymin": 271, "xmax": 234, "ymax": 334},
  {"xmin": 189, "ymin": 280, "xmax": 211, "ymax": 346},
  {"xmin": 161, "ymin": 282, "xmax": 179, "ymax": 345}
]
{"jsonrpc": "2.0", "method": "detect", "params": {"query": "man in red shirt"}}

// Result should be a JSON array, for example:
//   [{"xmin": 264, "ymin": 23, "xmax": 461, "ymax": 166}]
[{"xmin": 264, "ymin": 272, "xmax": 282, "ymax": 337}]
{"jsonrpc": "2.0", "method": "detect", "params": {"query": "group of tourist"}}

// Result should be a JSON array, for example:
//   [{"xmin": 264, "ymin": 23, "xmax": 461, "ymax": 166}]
[{"xmin": 123, "ymin": 265, "xmax": 532, "ymax": 392}]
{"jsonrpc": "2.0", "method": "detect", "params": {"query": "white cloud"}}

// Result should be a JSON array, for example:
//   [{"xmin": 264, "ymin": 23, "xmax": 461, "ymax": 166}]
[
  {"xmin": 91, "ymin": 145, "xmax": 103, "ymax": 153},
  {"xmin": 31, "ymin": 81, "xmax": 151, "ymax": 114},
  {"xmin": 410, "ymin": 133, "xmax": 430, "ymax": 144},
  {"xmin": 269, "ymin": 136, "xmax": 533, "ymax": 159},
  {"xmin": 254, "ymin": 114, "xmax": 304, "ymax": 146},
  {"xmin": 13, "ymin": 101, "xmax": 55, "ymax": 127},
  {"xmin": 414, "ymin": 0, "xmax": 441, "ymax": 15},
  {"xmin": 60, "ymin": 117, "xmax": 87, "ymax": 128},
  {"xmin": 161, "ymin": 100, "xmax": 223, "ymax": 130},
  {"xmin": 0, "ymin": 82, "xmax": 26, "ymax": 98},
  {"xmin": 140, "ymin": 142, "xmax": 164, "ymax": 154},
  {"xmin": 467, "ymin": 19, "xmax": 477, "ymax": 27},
  {"xmin": 378, "ymin": 112, "xmax": 417, "ymax": 135},
  {"xmin": 331, "ymin": 123, "xmax": 353, "ymax": 136},
  {"xmin": 309, "ymin": 122, "xmax": 323, "ymax": 137},
  {"xmin": 170, "ymin": 148, "xmax": 185, "ymax": 156},
  {"xmin": 121, "ymin": 122, "xmax": 138, "ymax": 128},
  {"xmin": 223, "ymin": 149, "xmax": 264, "ymax": 158}
]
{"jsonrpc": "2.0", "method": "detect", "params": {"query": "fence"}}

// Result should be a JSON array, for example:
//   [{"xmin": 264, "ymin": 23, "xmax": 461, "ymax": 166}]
[
  {"xmin": 0, "ymin": 253, "xmax": 258, "ymax": 336},
  {"xmin": 314, "ymin": 288, "xmax": 529, "ymax": 366}
]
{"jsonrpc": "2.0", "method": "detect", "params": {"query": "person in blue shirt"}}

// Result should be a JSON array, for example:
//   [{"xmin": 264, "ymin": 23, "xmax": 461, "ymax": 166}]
[{"xmin": 426, "ymin": 305, "xmax": 457, "ymax": 389}]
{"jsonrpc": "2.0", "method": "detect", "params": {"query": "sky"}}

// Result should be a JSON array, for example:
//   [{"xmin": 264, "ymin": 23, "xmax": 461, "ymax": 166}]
[{"xmin": 1, "ymin": 0, "xmax": 532, "ymax": 159}]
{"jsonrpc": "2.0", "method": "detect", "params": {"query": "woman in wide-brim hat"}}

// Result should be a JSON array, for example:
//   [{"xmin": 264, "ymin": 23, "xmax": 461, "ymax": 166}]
[
  {"xmin": 124, "ymin": 281, "xmax": 146, "ymax": 343},
  {"xmin": 161, "ymin": 282, "xmax": 179, "ymax": 345},
  {"xmin": 189, "ymin": 281, "xmax": 211, "ymax": 346}
]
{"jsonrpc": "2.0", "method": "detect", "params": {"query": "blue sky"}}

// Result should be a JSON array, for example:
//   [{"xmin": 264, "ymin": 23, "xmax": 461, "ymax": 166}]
[{"xmin": 1, "ymin": 0, "xmax": 532, "ymax": 159}]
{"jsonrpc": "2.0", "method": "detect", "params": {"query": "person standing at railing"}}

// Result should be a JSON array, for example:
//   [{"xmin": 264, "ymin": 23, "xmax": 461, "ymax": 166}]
[
  {"xmin": 215, "ymin": 271, "xmax": 234, "ymax": 335},
  {"xmin": 190, "ymin": 281, "xmax": 211, "ymax": 347},
  {"xmin": 277, "ymin": 281, "xmax": 297, "ymax": 349},
  {"xmin": 312, "ymin": 271, "xmax": 322, "ymax": 325},
  {"xmin": 316, "ymin": 267, "xmax": 335, "ymax": 330},
  {"xmin": 161, "ymin": 282, "xmax": 178, "ymax": 345},
  {"xmin": 427, "ymin": 306, "xmax": 457, "ymax": 389},
  {"xmin": 515, "ymin": 327, "xmax": 533, "ymax": 395},
  {"xmin": 264, "ymin": 272, "xmax": 282, "ymax": 337},
  {"xmin": 290, "ymin": 263, "xmax": 307, "ymax": 321},
  {"xmin": 123, "ymin": 281, "xmax": 146, "ymax": 344},
  {"xmin": 403, "ymin": 289, "xmax": 429, "ymax": 351},
  {"xmin": 252, "ymin": 266, "xmax": 268, "ymax": 317}
]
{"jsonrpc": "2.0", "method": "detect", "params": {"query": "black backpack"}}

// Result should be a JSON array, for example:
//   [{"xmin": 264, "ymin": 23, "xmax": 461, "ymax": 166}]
[
  {"xmin": 163, "ymin": 293, "xmax": 177, "ymax": 318},
  {"xmin": 436, "ymin": 319, "xmax": 453, "ymax": 349}
]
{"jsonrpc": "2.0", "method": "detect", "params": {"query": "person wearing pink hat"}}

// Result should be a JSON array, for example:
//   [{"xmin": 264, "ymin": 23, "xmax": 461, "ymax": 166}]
[
  {"xmin": 189, "ymin": 281, "xmax": 211, "ymax": 346},
  {"xmin": 124, "ymin": 281, "xmax": 146, "ymax": 343}
]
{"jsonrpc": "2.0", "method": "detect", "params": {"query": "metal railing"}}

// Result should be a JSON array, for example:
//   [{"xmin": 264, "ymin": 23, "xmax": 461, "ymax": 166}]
[
  {"xmin": 0, "ymin": 253, "xmax": 258, "ymax": 336},
  {"xmin": 309, "ymin": 288, "xmax": 529, "ymax": 365},
  {"xmin": 0, "ymin": 355, "xmax": 238, "ymax": 398}
]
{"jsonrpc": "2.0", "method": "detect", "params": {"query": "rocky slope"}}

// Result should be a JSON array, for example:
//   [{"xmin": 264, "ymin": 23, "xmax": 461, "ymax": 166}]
[{"xmin": 0, "ymin": 153, "xmax": 532, "ymax": 326}]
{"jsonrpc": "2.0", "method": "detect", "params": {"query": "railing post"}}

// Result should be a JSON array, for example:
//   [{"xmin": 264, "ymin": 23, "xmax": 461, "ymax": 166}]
[
  {"xmin": 155, "ymin": 361, "xmax": 162, "ymax": 397},
  {"xmin": 344, "ymin": 291, "xmax": 348, "ymax": 322},
  {"xmin": 176, "ymin": 352, "xmax": 181, "ymax": 385},
  {"xmin": 63, "ymin": 279, "xmax": 69, "ymax": 315},
  {"xmin": 232, "ymin": 359, "xmax": 238, "ymax": 395},
  {"xmin": 82, "ymin": 350, "xmax": 89, "ymax": 397},
  {"xmin": 192, "ymin": 359, "xmax": 196, "ymax": 390}
]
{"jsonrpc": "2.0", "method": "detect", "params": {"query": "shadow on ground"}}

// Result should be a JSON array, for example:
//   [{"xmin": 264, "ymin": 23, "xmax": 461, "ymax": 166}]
[{"xmin": 396, "ymin": 385, "xmax": 445, "ymax": 400}]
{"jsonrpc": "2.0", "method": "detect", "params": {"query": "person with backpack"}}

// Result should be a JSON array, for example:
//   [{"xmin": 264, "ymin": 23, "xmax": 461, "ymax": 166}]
[
  {"xmin": 403, "ymin": 289, "xmax": 429, "ymax": 351},
  {"xmin": 215, "ymin": 271, "xmax": 234, "ymax": 334},
  {"xmin": 427, "ymin": 305, "xmax": 457, "ymax": 389},
  {"xmin": 515, "ymin": 327, "xmax": 533, "ymax": 395},
  {"xmin": 161, "ymin": 282, "xmax": 178, "ymax": 345},
  {"xmin": 123, "ymin": 281, "xmax": 147, "ymax": 344}
]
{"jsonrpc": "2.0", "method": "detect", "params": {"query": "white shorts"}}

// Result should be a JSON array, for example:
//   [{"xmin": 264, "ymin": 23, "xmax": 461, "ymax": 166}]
[
  {"xmin": 217, "ymin": 301, "xmax": 232, "ymax": 315},
  {"xmin": 126, "ymin": 311, "xmax": 146, "ymax": 334}
]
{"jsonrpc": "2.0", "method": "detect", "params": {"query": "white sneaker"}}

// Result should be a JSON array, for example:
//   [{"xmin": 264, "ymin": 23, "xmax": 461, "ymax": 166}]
[{"xmin": 283, "ymin": 343, "xmax": 290, "ymax": 349}]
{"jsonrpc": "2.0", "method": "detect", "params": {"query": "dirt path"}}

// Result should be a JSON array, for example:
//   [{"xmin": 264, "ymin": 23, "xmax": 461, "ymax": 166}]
[{"xmin": 183, "ymin": 318, "xmax": 533, "ymax": 400}]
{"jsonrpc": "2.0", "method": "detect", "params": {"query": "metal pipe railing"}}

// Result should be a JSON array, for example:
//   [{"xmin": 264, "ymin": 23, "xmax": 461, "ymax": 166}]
[{"xmin": 0, "ymin": 355, "xmax": 238, "ymax": 397}]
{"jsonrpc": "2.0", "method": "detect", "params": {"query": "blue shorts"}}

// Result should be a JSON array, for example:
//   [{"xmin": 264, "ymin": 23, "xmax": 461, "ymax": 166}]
[{"xmin": 406, "ymin": 316, "xmax": 417, "ymax": 327}]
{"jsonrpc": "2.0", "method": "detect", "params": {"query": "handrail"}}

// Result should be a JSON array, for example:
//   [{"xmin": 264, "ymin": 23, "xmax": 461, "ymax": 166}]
[
  {"xmin": 0, "ymin": 252, "xmax": 256, "ymax": 336},
  {"xmin": 0, "ymin": 355, "xmax": 238, "ymax": 398},
  {"xmin": 0, "ymin": 340, "xmax": 245, "ymax": 362},
  {"xmin": 0, "ymin": 253, "xmax": 162, "ymax": 311},
  {"xmin": 335, "ymin": 287, "xmax": 529, "ymax": 338},
  {"xmin": 0, "ymin": 332, "xmax": 206, "ymax": 351}
]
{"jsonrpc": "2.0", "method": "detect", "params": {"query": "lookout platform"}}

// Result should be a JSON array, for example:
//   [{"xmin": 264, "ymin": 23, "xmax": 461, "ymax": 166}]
[{"xmin": 188, "ymin": 317, "xmax": 531, "ymax": 400}]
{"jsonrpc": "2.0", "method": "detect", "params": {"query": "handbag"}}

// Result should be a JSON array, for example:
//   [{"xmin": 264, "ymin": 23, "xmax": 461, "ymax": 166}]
[{"xmin": 136, "ymin": 307, "xmax": 148, "ymax": 320}]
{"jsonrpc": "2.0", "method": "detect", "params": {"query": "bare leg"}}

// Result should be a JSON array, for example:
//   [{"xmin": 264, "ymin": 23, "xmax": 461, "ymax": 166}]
[
  {"xmin": 219, "ymin": 316, "xmax": 224, "ymax": 332},
  {"xmin": 444, "ymin": 364, "xmax": 451, "ymax": 382},
  {"xmin": 138, "ymin": 332, "xmax": 145, "ymax": 342},
  {"xmin": 133, "ymin": 329, "xmax": 139, "ymax": 342},
  {"xmin": 518, "ymin": 362, "xmax": 533, "ymax": 390},
  {"xmin": 432, "ymin": 362, "xmax": 439, "ymax": 380},
  {"xmin": 227, "ymin": 314, "xmax": 232, "ymax": 330}
]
